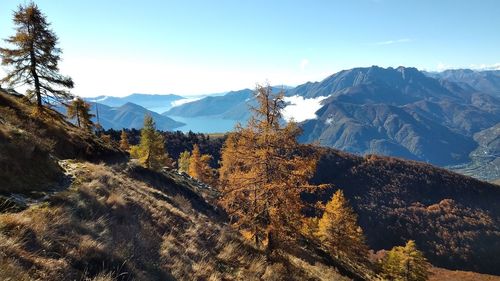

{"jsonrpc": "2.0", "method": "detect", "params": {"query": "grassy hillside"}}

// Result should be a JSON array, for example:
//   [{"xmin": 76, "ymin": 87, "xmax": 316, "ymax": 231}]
[
  {"xmin": 0, "ymin": 160, "xmax": 359, "ymax": 280},
  {"xmin": 311, "ymin": 149, "xmax": 500, "ymax": 275},
  {"xmin": 0, "ymin": 90, "xmax": 125, "ymax": 195}
]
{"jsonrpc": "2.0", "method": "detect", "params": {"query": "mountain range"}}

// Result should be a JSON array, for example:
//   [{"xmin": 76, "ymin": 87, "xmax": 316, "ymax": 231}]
[
  {"xmin": 65, "ymin": 66, "xmax": 500, "ymax": 180},
  {"xmin": 56, "ymin": 101, "xmax": 185, "ymax": 131},
  {"xmin": 159, "ymin": 66, "xmax": 500, "ymax": 179},
  {"xmin": 86, "ymin": 93, "xmax": 185, "ymax": 113}
]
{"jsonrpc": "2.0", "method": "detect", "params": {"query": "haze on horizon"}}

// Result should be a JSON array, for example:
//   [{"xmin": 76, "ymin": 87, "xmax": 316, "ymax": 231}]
[{"xmin": 0, "ymin": 0, "xmax": 499, "ymax": 97}]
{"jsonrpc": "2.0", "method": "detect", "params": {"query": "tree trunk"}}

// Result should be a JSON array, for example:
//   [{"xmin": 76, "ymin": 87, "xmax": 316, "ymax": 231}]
[
  {"xmin": 28, "ymin": 22, "xmax": 42, "ymax": 107},
  {"xmin": 266, "ymin": 230, "xmax": 276, "ymax": 256}
]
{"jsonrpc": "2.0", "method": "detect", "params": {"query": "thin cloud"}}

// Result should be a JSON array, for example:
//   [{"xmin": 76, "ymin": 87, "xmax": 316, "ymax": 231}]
[
  {"xmin": 373, "ymin": 38, "xmax": 412, "ymax": 46},
  {"xmin": 469, "ymin": 63, "xmax": 500, "ymax": 71}
]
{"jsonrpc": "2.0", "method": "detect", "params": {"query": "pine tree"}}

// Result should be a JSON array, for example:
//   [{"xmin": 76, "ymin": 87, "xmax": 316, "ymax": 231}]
[
  {"xmin": 119, "ymin": 129, "xmax": 130, "ymax": 151},
  {"xmin": 188, "ymin": 144, "xmax": 214, "ymax": 184},
  {"xmin": 316, "ymin": 189, "xmax": 369, "ymax": 261},
  {"xmin": 382, "ymin": 240, "xmax": 430, "ymax": 281},
  {"xmin": 177, "ymin": 150, "xmax": 191, "ymax": 173},
  {"xmin": 218, "ymin": 83, "xmax": 320, "ymax": 250},
  {"xmin": 0, "ymin": 3, "xmax": 73, "ymax": 107},
  {"xmin": 66, "ymin": 97, "xmax": 94, "ymax": 131},
  {"xmin": 130, "ymin": 114, "xmax": 172, "ymax": 170}
]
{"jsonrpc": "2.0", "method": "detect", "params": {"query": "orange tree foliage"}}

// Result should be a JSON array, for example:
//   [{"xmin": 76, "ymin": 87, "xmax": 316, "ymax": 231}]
[
  {"xmin": 188, "ymin": 144, "xmax": 215, "ymax": 185},
  {"xmin": 218, "ymin": 84, "xmax": 320, "ymax": 250},
  {"xmin": 317, "ymin": 189, "xmax": 369, "ymax": 261},
  {"xmin": 119, "ymin": 129, "xmax": 130, "ymax": 151}
]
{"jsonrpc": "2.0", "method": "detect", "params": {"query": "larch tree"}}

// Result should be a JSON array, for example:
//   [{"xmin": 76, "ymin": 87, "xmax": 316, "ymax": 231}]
[
  {"xmin": 66, "ymin": 97, "xmax": 94, "ymax": 131},
  {"xmin": 177, "ymin": 150, "xmax": 191, "ymax": 173},
  {"xmin": 218, "ymin": 83, "xmax": 320, "ymax": 251},
  {"xmin": 316, "ymin": 189, "xmax": 369, "ymax": 261},
  {"xmin": 119, "ymin": 129, "xmax": 130, "ymax": 151},
  {"xmin": 130, "ymin": 114, "xmax": 172, "ymax": 170},
  {"xmin": 382, "ymin": 240, "xmax": 430, "ymax": 281},
  {"xmin": 0, "ymin": 3, "xmax": 73, "ymax": 107},
  {"xmin": 188, "ymin": 144, "xmax": 214, "ymax": 185}
]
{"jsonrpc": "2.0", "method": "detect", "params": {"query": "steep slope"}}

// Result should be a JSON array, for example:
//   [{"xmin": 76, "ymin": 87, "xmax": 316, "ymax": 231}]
[
  {"xmin": 310, "ymin": 148, "xmax": 500, "ymax": 275},
  {"xmin": 87, "ymin": 93, "xmax": 184, "ymax": 113},
  {"xmin": 0, "ymin": 161, "xmax": 363, "ymax": 280},
  {"xmin": 0, "ymin": 90, "xmax": 126, "ymax": 194}
]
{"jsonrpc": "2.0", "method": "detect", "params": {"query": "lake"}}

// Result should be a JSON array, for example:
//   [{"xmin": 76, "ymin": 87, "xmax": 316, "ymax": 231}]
[{"xmin": 166, "ymin": 115, "xmax": 240, "ymax": 133}]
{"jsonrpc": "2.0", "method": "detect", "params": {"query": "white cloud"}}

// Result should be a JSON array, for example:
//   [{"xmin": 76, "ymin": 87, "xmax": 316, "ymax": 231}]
[
  {"xmin": 469, "ymin": 63, "xmax": 500, "ymax": 71},
  {"xmin": 373, "ymin": 38, "xmax": 412, "ymax": 46},
  {"xmin": 436, "ymin": 62, "xmax": 451, "ymax": 71},
  {"xmin": 170, "ymin": 96, "xmax": 203, "ymax": 108},
  {"xmin": 300, "ymin": 59, "xmax": 309, "ymax": 70},
  {"xmin": 282, "ymin": 95, "xmax": 328, "ymax": 122}
]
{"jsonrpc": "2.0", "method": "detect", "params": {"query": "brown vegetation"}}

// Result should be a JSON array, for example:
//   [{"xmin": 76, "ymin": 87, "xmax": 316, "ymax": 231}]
[
  {"xmin": 0, "ymin": 90, "xmax": 125, "ymax": 194},
  {"xmin": 0, "ymin": 161, "xmax": 354, "ymax": 280},
  {"xmin": 311, "ymin": 150, "xmax": 500, "ymax": 275}
]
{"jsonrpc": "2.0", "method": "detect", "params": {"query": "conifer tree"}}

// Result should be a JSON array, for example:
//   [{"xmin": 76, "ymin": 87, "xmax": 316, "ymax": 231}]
[
  {"xmin": 119, "ymin": 129, "xmax": 130, "ymax": 151},
  {"xmin": 316, "ymin": 189, "xmax": 369, "ymax": 261},
  {"xmin": 188, "ymin": 144, "xmax": 214, "ymax": 184},
  {"xmin": 130, "ymin": 114, "xmax": 172, "ymax": 170},
  {"xmin": 0, "ymin": 3, "xmax": 73, "ymax": 107},
  {"xmin": 177, "ymin": 150, "xmax": 191, "ymax": 173},
  {"xmin": 382, "ymin": 240, "xmax": 430, "ymax": 281},
  {"xmin": 66, "ymin": 97, "xmax": 94, "ymax": 131},
  {"xmin": 218, "ymin": 83, "xmax": 319, "ymax": 250},
  {"xmin": 188, "ymin": 144, "xmax": 202, "ymax": 179}
]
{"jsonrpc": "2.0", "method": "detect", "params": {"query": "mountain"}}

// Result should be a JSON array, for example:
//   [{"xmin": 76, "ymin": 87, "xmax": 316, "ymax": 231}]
[
  {"xmin": 163, "ymin": 87, "xmax": 286, "ymax": 122},
  {"xmin": 298, "ymin": 66, "xmax": 500, "ymax": 166},
  {"xmin": 94, "ymin": 102, "xmax": 185, "ymax": 131},
  {"xmin": 58, "ymin": 102, "xmax": 185, "ymax": 131},
  {"xmin": 426, "ymin": 69, "xmax": 500, "ymax": 98},
  {"xmin": 164, "ymin": 88, "xmax": 253, "ymax": 120},
  {"xmin": 87, "ymin": 93, "xmax": 185, "ymax": 113}
]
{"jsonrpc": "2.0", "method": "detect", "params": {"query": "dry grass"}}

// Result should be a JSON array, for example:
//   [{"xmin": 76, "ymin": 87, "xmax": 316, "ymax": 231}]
[{"xmin": 0, "ymin": 161, "xmax": 359, "ymax": 280}]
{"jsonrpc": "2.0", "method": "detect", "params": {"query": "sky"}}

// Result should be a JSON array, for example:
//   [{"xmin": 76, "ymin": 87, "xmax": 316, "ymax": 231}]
[{"xmin": 0, "ymin": 0, "xmax": 499, "ymax": 97}]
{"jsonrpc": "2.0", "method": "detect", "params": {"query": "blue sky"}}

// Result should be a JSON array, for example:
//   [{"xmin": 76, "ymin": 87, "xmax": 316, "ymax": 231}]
[{"xmin": 1, "ymin": 0, "xmax": 499, "ymax": 97}]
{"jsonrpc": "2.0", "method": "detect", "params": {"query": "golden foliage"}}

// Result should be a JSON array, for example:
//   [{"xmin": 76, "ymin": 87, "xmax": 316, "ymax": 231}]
[
  {"xmin": 316, "ymin": 190, "xmax": 369, "ymax": 261},
  {"xmin": 130, "ymin": 114, "xmax": 173, "ymax": 170},
  {"xmin": 177, "ymin": 150, "xmax": 190, "ymax": 173},
  {"xmin": 66, "ymin": 98, "xmax": 94, "ymax": 131},
  {"xmin": 119, "ymin": 129, "xmax": 130, "ymax": 151},
  {"xmin": 382, "ymin": 240, "xmax": 430, "ymax": 281},
  {"xmin": 218, "ymin": 84, "xmax": 320, "ymax": 249},
  {"xmin": 188, "ymin": 144, "xmax": 215, "ymax": 185}
]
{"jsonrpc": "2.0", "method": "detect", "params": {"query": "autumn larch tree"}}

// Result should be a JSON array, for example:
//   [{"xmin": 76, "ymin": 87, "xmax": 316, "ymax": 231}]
[
  {"xmin": 316, "ymin": 189, "xmax": 369, "ymax": 261},
  {"xmin": 66, "ymin": 97, "xmax": 94, "ymax": 131},
  {"xmin": 218, "ymin": 83, "xmax": 320, "ymax": 251},
  {"xmin": 130, "ymin": 114, "xmax": 173, "ymax": 170},
  {"xmin": 382, "ymin": 240, "xmax": 430, "ymax": 281},
  {"xmin": 119, "ymin": 129, "xmax": 130, "ymax": 151},
  {"xmin": 177, "ymin": 150, "xmax": 191, "ymax": 173},
  {"xmin": 188, "ymin": 144, "xmax": 215, "ymax": 185},
  {"xmin": 0, "ymin": 3, "xmax": 73, "ymax": 107}
]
